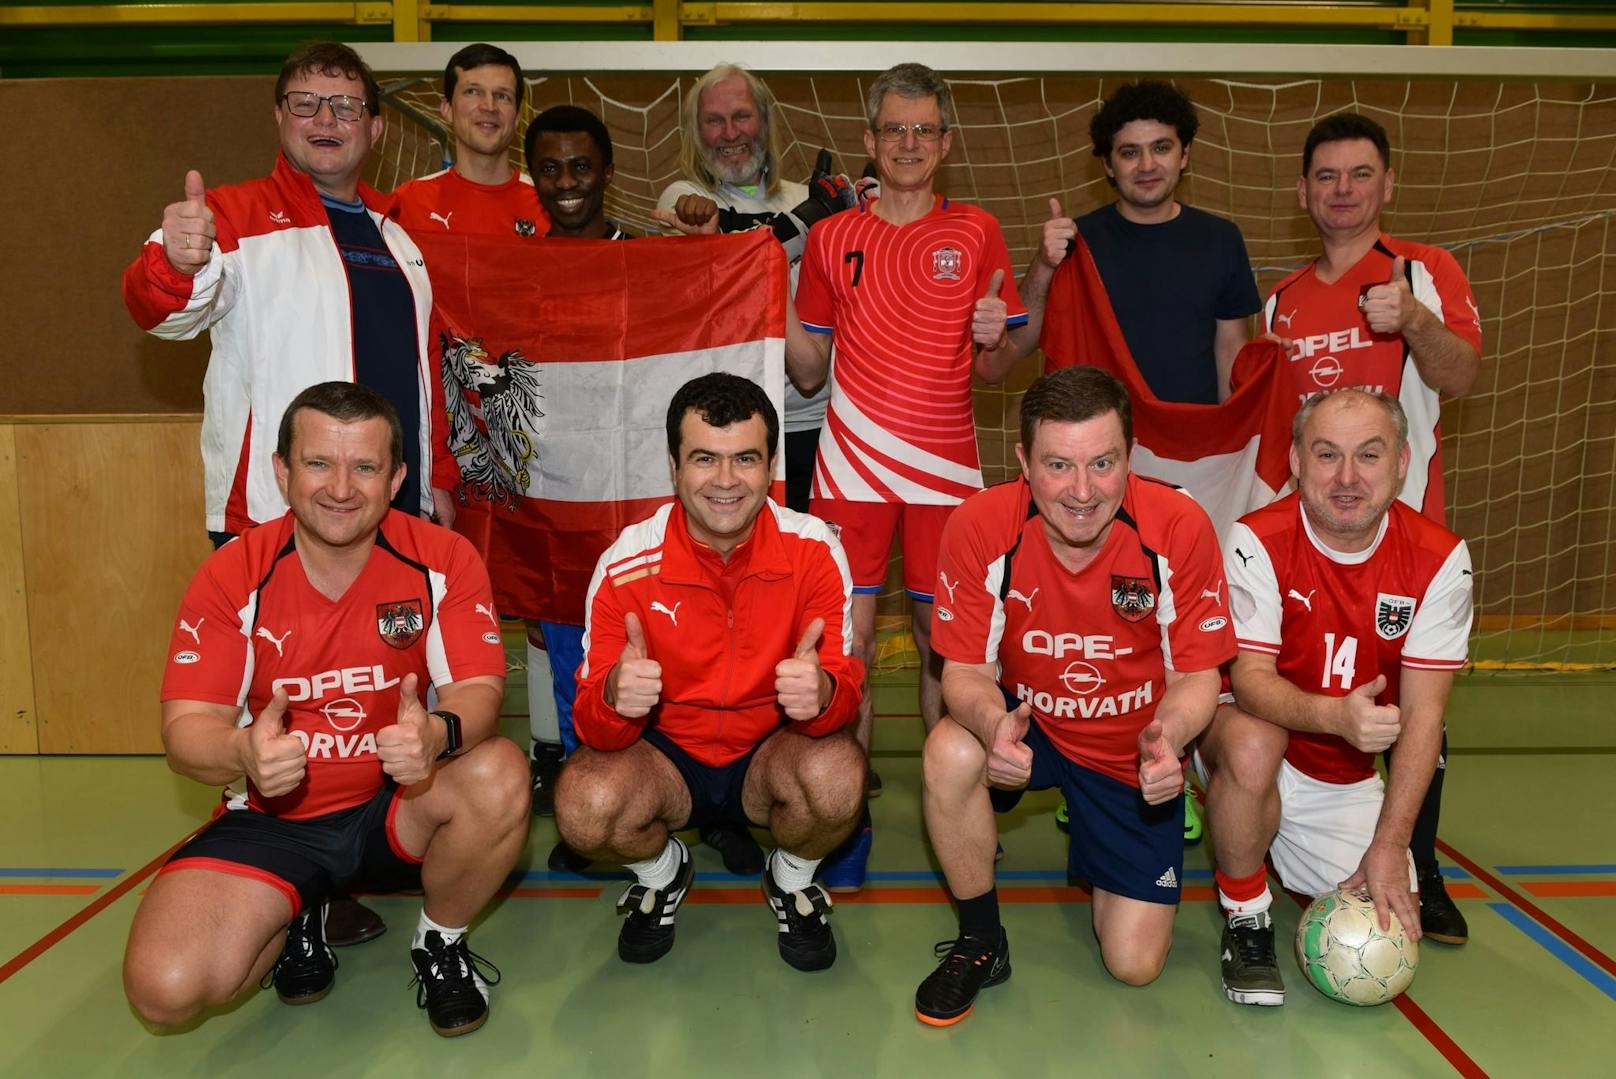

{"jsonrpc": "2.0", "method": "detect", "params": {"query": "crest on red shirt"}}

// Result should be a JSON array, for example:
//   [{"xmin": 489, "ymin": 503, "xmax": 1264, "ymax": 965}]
[
  {"xmin": 377, "ymin": 599, "xmax": 425, "ymax": 649},
  {"xmin": 1375, "ymin": 593, "xmax": 1417, "ymax": 640},
  {"xmin": 1111, "ymin": 576, "xmax": 1156, "ymax": 623},
  {"xmin": 931, "ymin": 245, "xmax": 963, "ymax": 281}
]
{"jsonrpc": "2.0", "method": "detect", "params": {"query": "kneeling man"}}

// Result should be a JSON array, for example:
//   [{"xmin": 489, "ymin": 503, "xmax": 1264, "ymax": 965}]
[
  {"xmin": 916, "ymin": 366, "xmax": 1232, "ymax": 1025},
  {"xmin": 125, "ymin": 383, "xmax": 529, "ymax": 1037},
  {"xmin": 555, "ymin": 373, "xmax": 866, "ymax": 971},
  {"xmin": 1201, "ymin": 388, "xmax": 1472, "ymax": 1006}
]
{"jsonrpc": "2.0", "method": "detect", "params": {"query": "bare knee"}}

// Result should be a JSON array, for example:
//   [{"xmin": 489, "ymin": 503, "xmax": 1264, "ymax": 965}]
[
  {"xmin": 454, "ymin": 736, "xmax": 531, "ymax": 823},
  {"xmin": 1206, "ymin": 708, "xmax": 1285, "ymax": 795},
  {"xmin": 923, "ymin": 717, "xmax": 986, "ymax": 792},
  {"xmin": 1100, "ymin": 937, "xmax": 1171, "ymax": 987},
  {"xmin": 554, "ymin": 753, "xmax": 634, "ymax": 852},
  {"xmin": 794, "ymin": 734, "xmax": 867, "ymax": 825},
  {"xmin": 124, "ymin": 947, "xmax": 214, "ymax": 1027}
]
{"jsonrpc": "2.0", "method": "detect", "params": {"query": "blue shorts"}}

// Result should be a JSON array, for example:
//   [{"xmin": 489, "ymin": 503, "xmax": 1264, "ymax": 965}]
[
  {"xmin": 990, "ymin": 717, "xmax": 1183, "ymax": 905},
  {"xmin": 539, "ymin": 620, "xmax": 585, "ymax": 753},
  {"xmin": 642, "ymin": 728, "xmax": 766, "ymax": 833}
]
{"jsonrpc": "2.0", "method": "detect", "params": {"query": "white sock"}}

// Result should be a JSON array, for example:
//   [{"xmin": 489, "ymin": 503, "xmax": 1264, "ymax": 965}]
[
  {"xmin": 1219, "ymin": 885, "xmax": 1274, "ymax": 919},
  {"xmin": 770, "ymin": 849, "xmax": 821, "ymax": 894},
  {"xmin": 414, "ymin": 908, "xmax": 468, "ymax": 950},
  {"xmin": 527, "ymin": 640, "xmax": 560, "ymax": 745},
  {"xmin": 627, "ymin": 837, "xmax": 685, "ymax": 891}
]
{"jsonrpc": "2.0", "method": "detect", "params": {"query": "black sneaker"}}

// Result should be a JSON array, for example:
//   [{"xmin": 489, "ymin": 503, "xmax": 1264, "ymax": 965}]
[
  {"xmin": 1221, "ymin": 910, "xmax": 1285, "ymax": 1006},
  {"xmin": 409, "ymin": 930, "xmax": 501, "ymax": 1037},
  {"xmin": 763, "ymin": 854, "xmax": 837, "ymax": 971},
  {"xmin": 701, "ymin": 821, "xmax": 765, "ymax": 876},
  {"xmin": 530, "ymin": 743, "xmax": 564, "ymax": 817},
  {"xmin": 867, "ymin": 768, "xmax": 884, "ymax": 798},
  {"xmin": 547, "ymin": 840, "xmax": 593, "ymax": 874},
  {"xmin": 261, "ymin": 904, "xmax": 337, "ymax": 1005},
  {"xmin": 1418, "ymin": 871, "xmax": 1469, "ymax": 945},
  {"xmin": 616, "ymin": 839, "xmax": 693, "ymax": 964},
  {"xmin": 914, "ymin": 929, "xmax": 1010, "ymax": 1026}
]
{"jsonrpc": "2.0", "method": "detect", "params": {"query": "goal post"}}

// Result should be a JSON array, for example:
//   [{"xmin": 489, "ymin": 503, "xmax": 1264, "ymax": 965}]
[{"xmin": 356, "ymin": 40, "xmax": 1616, "ymax": 671}]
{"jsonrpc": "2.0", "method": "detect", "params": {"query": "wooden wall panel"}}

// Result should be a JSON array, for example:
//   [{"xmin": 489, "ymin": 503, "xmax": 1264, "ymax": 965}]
[
  {"xmin": 0, "ymin": 427, "xmax": 38, "ymax": 754},
  {"xmin": 16, "ymin": 421, "xmax": 212, "ymax": 753}
]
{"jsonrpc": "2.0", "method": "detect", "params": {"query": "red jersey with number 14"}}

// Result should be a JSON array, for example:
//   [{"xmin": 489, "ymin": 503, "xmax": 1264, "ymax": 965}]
[
  {"xmin": 161, "ymin": 510, "xmax": 507, "ymax": 820},
  {"xmin": 796, "ymin": 197, "xmax": 1028, "ymax": 506},
  {"xmin": 1226, "ymin": 494, "xmax": 1472, "ymax": 784},
  {"xmin": 931, "ymin": 474, "xmax": 1235, "ymax": 787}
]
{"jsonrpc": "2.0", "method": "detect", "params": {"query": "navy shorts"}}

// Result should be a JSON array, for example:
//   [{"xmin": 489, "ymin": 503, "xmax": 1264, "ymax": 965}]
[
  {"xmin": 990, "ymin": 717, "xmax": 1184, "ymax": 905},
  {"xmin": 161, "ymin": 781, "xmax": 423, "ymax": 919},
  {"xmin": 643, "ymin": 728, "xmax": 765, "ymax": 833}
]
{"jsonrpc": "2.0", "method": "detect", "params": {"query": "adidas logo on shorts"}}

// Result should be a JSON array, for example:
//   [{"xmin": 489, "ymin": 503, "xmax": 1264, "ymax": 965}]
[{"xmin": 1155, "ymin": 868, "xmax": 1178, "ymax": 889}]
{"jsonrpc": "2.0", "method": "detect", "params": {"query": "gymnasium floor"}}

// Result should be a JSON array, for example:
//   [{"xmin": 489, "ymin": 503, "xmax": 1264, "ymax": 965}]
[{"xmin": 1, "ymin": 652, "xmax": 1612, "ymax": 1077}]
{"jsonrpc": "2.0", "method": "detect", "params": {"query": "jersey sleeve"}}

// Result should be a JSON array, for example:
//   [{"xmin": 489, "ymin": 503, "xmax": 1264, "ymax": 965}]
[
  {"xmin": 1402, "ymin": 540, "xmax": 1473, "ymax": 670},
  {"xmin": 426, "ymin": 534, "xmax": 508, "ymax": 687},
  {"xmin": 1216, "ymin": 221, "xmax": 1262, "ymax": 320},
  {"xmin": 930, "ymin": 501, "xmax": 1003, "ymax": 666},
  {"xmin": 160, "ymin": 549, "xmax": 252, "ymax": 708},
  {"xmin": 794, "ymin": 224, "xmax": 836, "ymax": 333},
  {"xmin": 122, "ymin": 188, "xmax": 237, "ymax": 339},
  {"xmin": 792, "ymin": 534, "xmax": 866, "ymax": 738},
  {"xmin": 979, "ymin": 216, "xmax": 1028, "ymax": 326},
  {"xmin": 1225, "ymin": 521, "xmax": 1282, "ymax": 655},
  {"xmin": 572, "ymin": 547, "xmax": 649, "ymax": 752},
  {"xmin": 1158, "ymin": 495, "xmax": 1237, "ymax": 672},
  {"xmin": 1409, "ymin": 243, "xmax": 1483, "ymax": 354}
]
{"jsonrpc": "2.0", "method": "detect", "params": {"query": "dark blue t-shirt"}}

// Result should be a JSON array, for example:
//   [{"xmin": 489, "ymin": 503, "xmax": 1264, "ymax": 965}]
[
  {"xmin": 1076, "ymin": 202, "xmax": 1260, "ymax": 405},
  {"xmin": 323, "ymin": 195, "xmax": 422, "ymax": 515}
]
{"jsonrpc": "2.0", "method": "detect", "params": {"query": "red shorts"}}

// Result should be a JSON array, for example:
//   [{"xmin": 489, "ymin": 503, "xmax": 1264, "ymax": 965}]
[{"xmin": 810, "ymin": 499, "xmax": 955, "ymax": 600}]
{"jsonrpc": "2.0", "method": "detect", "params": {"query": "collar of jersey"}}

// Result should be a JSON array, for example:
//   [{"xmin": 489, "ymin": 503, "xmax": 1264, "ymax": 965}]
[
  {"xmin": 1298, "ymin": 497, "xmax": 1389, "ymax": 566},
  {"xmin": 658, "ymin": 498, "xmax": 791, "ymax": 586}
]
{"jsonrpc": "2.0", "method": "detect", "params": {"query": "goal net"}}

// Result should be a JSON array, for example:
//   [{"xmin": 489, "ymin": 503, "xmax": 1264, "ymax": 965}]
[{"xmin": 359, "ymin": 43, "xmax": 1616, "ymax": 672}]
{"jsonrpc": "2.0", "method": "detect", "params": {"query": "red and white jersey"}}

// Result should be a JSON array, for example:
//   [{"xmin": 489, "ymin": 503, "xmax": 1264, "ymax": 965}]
[
  {"xmin": 161, "ymin": 511, "xmax": 506, "ymax": 820},
  {"xmin": 1226, "ymin": 494, "xmax": 1472, "ymax": 784},
  {"xmin": 390, "ymin": 168, "xmax": 551, "ymax": 240},
  {"xmin": 795, "ymin": 197, "xmax": 1028, "ymax": 506},
  {"xmin": 932, "ymin": 474, "xmax": 1235, "ymax": 787},
  {"xmin": 1264, "ymin": 235, "xmax": 1483, "ymax": 523}
]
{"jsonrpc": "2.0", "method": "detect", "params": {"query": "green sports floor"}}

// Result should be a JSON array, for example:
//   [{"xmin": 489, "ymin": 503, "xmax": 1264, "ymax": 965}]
[{"xmin": 2, "ymin": 659, "xmax": 1613, "ymax": 1078}]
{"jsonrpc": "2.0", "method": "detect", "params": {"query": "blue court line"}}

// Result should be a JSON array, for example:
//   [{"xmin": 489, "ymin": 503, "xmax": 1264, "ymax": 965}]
[
  {"xmin": 1495, "ymin": 865, "xmax": 1616, "ymax": 875},
  {"xmin": 0, "ymin": 868, "xmax": 123, "ymax": 879},
  {"xmin": 519, "ymin": 867, "xmax": 1217, "ymax": 885},
  {"xmin": 1489, "ymin": 903, "xmax": 1616, "ymax": 1003},
  {"xmin": 1438, "ymin": 866, "xmax": 1473, "ymax": 880}
]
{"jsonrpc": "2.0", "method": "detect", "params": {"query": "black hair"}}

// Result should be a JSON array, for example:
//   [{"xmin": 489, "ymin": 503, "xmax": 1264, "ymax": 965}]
[
  {"xmin": 276, "ymin": 381, "xmax": 403, "ymax": 469},
  {"xmin": 1302, "ymin": 112, "xmax": 1392, "ymax": 174},
  {"xmin": 1089, "ymin": 80, "xmax": 1198, "ymax": 159},
  {"xmin": 525, "ymin": 104, "xmax": 615, "ymax": 174},
  {"xmin": 443, "ymin": 43, "xmax": 522, "ymax": 99},
  {"xmin": 666, "ymin": 373, "xmax": 779, "ymax": 461},
  {"xmin": 1019, "ymin": 366, "xmax": 1133, "ymax": 451}
]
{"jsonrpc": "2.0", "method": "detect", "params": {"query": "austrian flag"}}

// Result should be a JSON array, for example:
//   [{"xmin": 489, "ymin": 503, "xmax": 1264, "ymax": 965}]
[{"xmin": 416, "ymin": 230, "xmax": 788, "ymax": 625}]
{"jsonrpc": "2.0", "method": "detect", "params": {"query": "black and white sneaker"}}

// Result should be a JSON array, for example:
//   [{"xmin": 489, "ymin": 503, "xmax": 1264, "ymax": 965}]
[
  {"xmin": 763, "ymin": 853, "xmax": 837, "ymax": 971},
  {"xmin": 914, "ymin": 928, "xmax": 1011, "ymax": 1026},
  {"xmin": 616, "ymin": 838, "xmax": 693, "ymax": 964},
  {"xmin": 409, "ymin": 930, "xmax": 501, "ymax": 1037},
  {"xmin": 262, "ymin": 904, "xmax": 337, "ymax": 1005},
  {"xmin": 1221, "ymin": 910, "xmax": 1285, "ymax": 1006},
  {"xmin": 530, "ymin": 743, "xmax": 564, "ymax": 817}
]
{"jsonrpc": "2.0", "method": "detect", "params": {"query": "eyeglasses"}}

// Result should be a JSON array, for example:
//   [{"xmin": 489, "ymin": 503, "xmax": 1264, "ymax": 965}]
[
  {"xmin": 874, "ymin": 122, "xmax": 945, "ymax": 143},
  {"xmin": 280, "ymin": 91, "xmax": 370, "ymax": 122}
]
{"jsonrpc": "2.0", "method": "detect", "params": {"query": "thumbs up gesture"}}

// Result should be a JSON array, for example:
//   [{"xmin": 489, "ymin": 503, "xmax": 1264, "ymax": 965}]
[
  {"xmin": 1359, "ymin": 255, "xmax": 1417, "ymax": 335},
  {"xmin": 986, "ymin": 702, "xmax": 1034, "ymax": 788},
  {"xmin": 1136, "ymin": 720, "xmax": 1182, "ymax": 805},
  {"xmin": 1334, "ymin": 673, "xmax": 1402, "ymax": 753},
  {"xmin": 376, "ymin": 673, "xmax": 440, "ymax": 787},
  {"xmin": 243, "ymin": 688, "xmax": 307, "ymax": 797},
  {"xmin": 1039, "ymin": 197, "xmax": 1077, "ymax": 270},
  {"xmin": 972, "ymin": 268, "xmax": 1009, "ymax": 350},
  {"xmin": 607, "ymin": 611, "xmax": 663, "ymax": 718},
  {"xmin": 775, "ymin": 618, "xmax": 831, "ymax": 721},
  {"xmin": 161, "ymin": 169, "xmax": 216, "ymax": 275}
]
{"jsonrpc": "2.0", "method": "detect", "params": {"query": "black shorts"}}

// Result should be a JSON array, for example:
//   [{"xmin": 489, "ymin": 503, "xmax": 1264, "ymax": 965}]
[
  {"xmin": 643, "ymin": 728, "xmax": 765, "ymax": 833},
  {"xmin": 161, "ymin": 782, "xmax": 423, "ymax": 919}
]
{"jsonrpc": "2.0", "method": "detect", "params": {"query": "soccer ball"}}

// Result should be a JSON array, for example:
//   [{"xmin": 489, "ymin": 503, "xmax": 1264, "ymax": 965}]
[{"xmin": 1294, "ymin": 888, "xmax": 1419, "ymax": 1006}]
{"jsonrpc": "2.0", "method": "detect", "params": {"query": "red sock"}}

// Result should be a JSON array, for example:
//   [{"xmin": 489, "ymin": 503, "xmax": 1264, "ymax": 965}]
[{"xmin": 1215, "ymin": 867, "xmax": 1272, "ymax": 916}]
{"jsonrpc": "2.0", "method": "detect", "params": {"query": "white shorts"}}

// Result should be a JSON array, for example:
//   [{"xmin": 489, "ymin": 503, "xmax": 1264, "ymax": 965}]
[{"xmin": 1270, "ymin": 760, "xmax": 1417, "ymax": 898}]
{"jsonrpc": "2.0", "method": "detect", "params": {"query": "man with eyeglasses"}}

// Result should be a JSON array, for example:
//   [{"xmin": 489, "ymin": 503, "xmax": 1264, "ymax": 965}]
[
  {"xmin": 391, "ymin": 43, "xmax": 551, "ymax": 247},
  {"xmin": 785, "ymin": 61, "xmax": 1039, "ymax": 892},
  {"xmin": 121, "ymin": 38, "xmax": 446, "ymax": 972}
]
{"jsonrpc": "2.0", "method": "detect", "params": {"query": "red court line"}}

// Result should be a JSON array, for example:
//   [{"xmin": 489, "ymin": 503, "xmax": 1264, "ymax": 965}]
[
  {"xmin": 0, "ymin": 885, "xmax": 100, "ymax": 896},
  {"xmin": 505, "ymin": 887, "xmax": 602, "ymax": 899},
  {"xmin": 1281, "ymin": 877, "xmax": 1485, "ymax": 1078},
  {"xmin": 1436, "ymin": 838, "xmax": 1616, "ymax": 980},
  {"xmin": 1521, "ymin": 881, "xmax": 1616, "ymax": 898},
  {"xmin": 0, "ymin": 829, "xmax": 199, "ymax": 986}
]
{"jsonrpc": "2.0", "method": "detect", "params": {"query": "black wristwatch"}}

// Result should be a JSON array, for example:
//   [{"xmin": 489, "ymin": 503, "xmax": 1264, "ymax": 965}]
[{"xmin": 431, "ymin": 710, "xmax": 463, "ymax": 759}]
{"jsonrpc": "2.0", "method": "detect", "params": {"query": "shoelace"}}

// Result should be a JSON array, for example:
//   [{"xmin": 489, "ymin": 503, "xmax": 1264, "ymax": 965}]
[
  {"xmin": 259, "ymin": 916, "xmax": 336, "ymax": 988},
  {"xmin": 1228, "ymin": 917, "xmax": 1277, "ymax": 963},
  {"xmin": 931, "ymin": 936, "xmax": 994, "ymax": 973},
  {"xmin": 410, "ymin": 936, "xmax": 502, "ymax": 1002}
]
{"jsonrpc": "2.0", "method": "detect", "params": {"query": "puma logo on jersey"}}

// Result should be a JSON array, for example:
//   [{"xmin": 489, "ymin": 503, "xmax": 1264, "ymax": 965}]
[
  {"xmin": 178, "ymin": 617, "xmax": 204, "ymax": 645},
  {"xmin": 1234, "ymin": 548, "xmax": 1254, "ymax": 568},
  {"xmin": 1287, "ymin": 589, "xmax": 1316, "ymax": 611},
  {"xmin": 475, "ymin": 602, "xmax": 498, "ymax": 626},
  {"xmin": 1274, "ymin": 311, "xmax": 1295, "ymax": 329},
  {"xmin": 650, "ymin": 601, "xmax": 681, "ymax": 626},
  {"xmin": 256, "ymin": 626, "xmax": 292, "ymax": 656},
  {"xmin": 1201, "ymin": 582, "xmax": 1223, "ymax": 605},
  {"xmin": 937, "ymin": 572, "xmax": 959, "ymax": 604},
  {"xmin": 1006, "ymin": 587, "xmax": 1038, "ymax": 611},
  {"xmin": 429, "ymin": 211, "xmax": 454, "ymax": 229}
]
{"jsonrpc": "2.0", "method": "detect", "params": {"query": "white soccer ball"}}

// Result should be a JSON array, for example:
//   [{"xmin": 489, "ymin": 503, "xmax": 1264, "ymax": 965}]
[{"xmin": 1294, "ymin": 887, "xmax": 1419, "ymax": 1006}]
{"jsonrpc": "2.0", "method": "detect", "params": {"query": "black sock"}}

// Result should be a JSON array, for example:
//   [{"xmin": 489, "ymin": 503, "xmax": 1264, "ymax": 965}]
[
  {"xmin": 956, "ymin": 888, "xmax": 1001, "ymax": 941},
  {"xmin": 532, "ymin": 739, "xmax": 563, "ymax": 761}
]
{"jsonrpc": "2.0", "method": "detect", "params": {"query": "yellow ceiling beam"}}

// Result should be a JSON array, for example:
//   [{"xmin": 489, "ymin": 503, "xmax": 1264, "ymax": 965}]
[
  {"xmin": 0, "ymin": 3, "xmax": 385, "ymax": 26},
  {"xmin": 695, "ymin": 3, "xmax": 1429, "ymax": 28}
]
